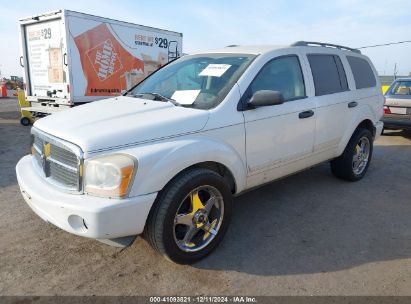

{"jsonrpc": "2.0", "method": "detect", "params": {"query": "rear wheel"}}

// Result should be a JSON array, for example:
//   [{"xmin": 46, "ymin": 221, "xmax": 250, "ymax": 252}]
[
  {"xmin": 331, "ymin": 128, "xmax": 373, "ymax": 181},
  {"xmin": 144, "ymin": 168, "xmax": 232, "ymax": 264}
]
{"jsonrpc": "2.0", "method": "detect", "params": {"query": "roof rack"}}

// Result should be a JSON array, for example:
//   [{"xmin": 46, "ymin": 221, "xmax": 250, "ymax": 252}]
[{"xmin": 291, "ymin": 41, "xmax": 361, "ymax": 54}]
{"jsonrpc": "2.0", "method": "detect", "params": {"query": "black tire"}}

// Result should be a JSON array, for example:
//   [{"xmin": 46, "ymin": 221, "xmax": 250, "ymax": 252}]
[
  {"xmin": 144, "ymin": 168, "xmax": 233, "ymax": 264},
  {"xmin": 330, "ymin": 128, "xmax": 373, "ymax": 181},
  {"xmin": 20, "ymin": 117, "xmax": 31, "ymax": 126}
]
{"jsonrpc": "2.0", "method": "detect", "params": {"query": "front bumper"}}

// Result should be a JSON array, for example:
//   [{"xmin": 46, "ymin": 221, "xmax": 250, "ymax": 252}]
[{"xmin": 16, "ymin": 155, "xmax": 157, "ymax": 239}]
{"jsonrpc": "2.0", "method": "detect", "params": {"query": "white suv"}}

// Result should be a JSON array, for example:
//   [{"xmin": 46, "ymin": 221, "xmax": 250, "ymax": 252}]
[{"xmin": 16, "ymin": 41, "xmax": 384, "ymax": 264}]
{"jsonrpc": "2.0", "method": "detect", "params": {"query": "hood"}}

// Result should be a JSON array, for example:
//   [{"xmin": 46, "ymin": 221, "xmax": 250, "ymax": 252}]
[{"xmin": 34, "ymin": 96, "xmax": 209, "ymax": 152}]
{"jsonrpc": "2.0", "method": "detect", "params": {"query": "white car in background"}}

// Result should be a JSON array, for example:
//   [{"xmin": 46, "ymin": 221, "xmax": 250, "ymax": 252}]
[
  {"xmin": 382, "ymin": 78, "xmax": 411, "ymax": 131},
  {"xmin": 16, "ymin": 41, "xmax": 384, "ymax": 264}
]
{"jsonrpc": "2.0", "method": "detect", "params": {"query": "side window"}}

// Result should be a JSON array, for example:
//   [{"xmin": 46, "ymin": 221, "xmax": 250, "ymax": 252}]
[
  {"xmin": 334, "ymin": 56, "xmax": 349, "ymax": 91},
  {"xmin": 248, "ymin": 56, "xmax": 306, "ymax": 101},
  {"xmin": 347, "ymin": 56, "xmax": 377, "ymax": 89},
  {"xmin": 307, "ymin": 54, "xmax": 348, "ymax": 96}
]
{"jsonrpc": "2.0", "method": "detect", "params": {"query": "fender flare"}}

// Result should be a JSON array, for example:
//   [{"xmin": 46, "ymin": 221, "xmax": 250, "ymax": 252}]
[
  {"xmin": 337, "ymin": 104, "xmax": 376, "ymax": 156},
  {"xmin": 128, "ymin": 136, "xmax": 247, "ymax": 196}
]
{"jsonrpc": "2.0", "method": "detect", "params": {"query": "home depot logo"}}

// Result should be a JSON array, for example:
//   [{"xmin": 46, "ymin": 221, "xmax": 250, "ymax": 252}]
[{"xmin": 86, "ymin": 39, "xmax": 123, "ymax": 81}]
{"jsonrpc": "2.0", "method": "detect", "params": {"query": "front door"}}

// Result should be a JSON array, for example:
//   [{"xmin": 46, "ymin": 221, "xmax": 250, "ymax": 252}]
[{"xmin": 242, "ymin": 55, "xmax": 316, "ymax": 188}]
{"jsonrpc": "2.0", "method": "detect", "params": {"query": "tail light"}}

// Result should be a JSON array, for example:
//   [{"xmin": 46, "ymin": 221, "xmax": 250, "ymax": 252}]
[
  {"xmin": 67, "ymin": 84, "xmax": 70, "ymax": 94},
  {"xmin": 384, "ymin": 106, "xmax": 391, "ymax": 114}
]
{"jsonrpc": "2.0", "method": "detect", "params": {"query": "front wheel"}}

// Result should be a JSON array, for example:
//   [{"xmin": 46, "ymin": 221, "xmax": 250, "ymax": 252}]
[
  {"xmin": 331, "ymin": 128, "xmax": 373, "ymax": 181},
  {"xmin": 144, "ymin": 168, "xmax": 233, "ymax": 264}
]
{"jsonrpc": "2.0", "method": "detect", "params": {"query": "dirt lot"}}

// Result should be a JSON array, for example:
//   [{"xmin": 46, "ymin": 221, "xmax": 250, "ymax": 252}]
[{"xmin": 0, "ymin": 97, "xmax": 410, "ymax": 296}]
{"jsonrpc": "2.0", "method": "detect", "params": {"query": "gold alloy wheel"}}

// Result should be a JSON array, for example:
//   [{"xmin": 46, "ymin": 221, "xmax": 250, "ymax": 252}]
[{"xmin": 173, "ymin": 185, "xmax": 224, "ymax": 252}]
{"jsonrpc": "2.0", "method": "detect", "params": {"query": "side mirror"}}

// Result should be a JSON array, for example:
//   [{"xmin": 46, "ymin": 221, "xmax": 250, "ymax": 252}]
[{"xmin": 248, "ymin": 90, "xmax": 284, "ymax": 108}]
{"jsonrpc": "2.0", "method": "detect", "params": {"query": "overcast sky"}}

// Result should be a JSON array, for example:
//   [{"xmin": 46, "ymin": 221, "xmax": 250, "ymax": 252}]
[{"xmin": 1, "ymin": 0, "xmax": 410, "ymax": 78}]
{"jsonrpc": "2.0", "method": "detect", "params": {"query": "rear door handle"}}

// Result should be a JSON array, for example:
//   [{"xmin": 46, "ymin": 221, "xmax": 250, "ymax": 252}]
[
  {"xmin": 299, "ymin": 110, "xmax": 314, "ymax": 119},
  {"xmin": 348, "ymin": 101, "xmax": 358, "ymax": 108}
]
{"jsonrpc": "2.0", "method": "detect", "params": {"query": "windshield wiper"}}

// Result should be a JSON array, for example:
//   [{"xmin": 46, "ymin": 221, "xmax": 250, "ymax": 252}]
[{"xmin": 130, "ymin": 92, "xmax": 181, "ymax": 106}]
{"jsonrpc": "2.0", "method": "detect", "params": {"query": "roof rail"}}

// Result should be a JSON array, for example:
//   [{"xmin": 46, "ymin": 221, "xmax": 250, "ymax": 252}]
[
  {"xmin": 226, "ymin": 45, "xmax": 240, "ymax": 47},
  {"xmin": 291, "ymin": 41, "xmax": 361, "ymax": 54}
]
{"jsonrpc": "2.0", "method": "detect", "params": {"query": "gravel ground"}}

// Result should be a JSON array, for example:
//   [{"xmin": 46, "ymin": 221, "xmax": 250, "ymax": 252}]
[{"xmin": 0, "ymin": 97, "xmax": 410, "ymax": 296}]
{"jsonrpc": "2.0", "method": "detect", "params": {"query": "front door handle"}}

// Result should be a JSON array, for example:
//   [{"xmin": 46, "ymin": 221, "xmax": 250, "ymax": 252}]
[
  {"xmin": 299, "ymin": 110, "xmax": 314, "ymax": 119},
  {"xmin": 348, "ymin": 101, "xmax": 358, "ymax": 108}
]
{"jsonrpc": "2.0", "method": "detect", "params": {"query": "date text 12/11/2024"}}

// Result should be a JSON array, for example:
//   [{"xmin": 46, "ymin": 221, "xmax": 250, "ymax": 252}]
[{"xmin": 149, "ymin": 296, "xmax": 257, "ymax": 303}]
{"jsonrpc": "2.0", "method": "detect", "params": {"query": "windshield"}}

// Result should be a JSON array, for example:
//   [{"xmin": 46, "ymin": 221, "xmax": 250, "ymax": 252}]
[
  {"xmin": 127, "ymin": 53, "xmax": 256, "ymax": 109},
  {"xmin": 388, "ymin": 81, "xmax": 411, "ymax": 96}
]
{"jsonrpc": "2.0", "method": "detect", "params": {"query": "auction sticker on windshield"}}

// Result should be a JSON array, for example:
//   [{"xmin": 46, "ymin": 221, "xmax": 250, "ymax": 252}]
[
  {"xmin": 171, "ymin": 90, "xmax": 201, "ymax": 105},
  {"xmin": 199, "ymin": 64, "xmax": 232, "ymax": 77}
]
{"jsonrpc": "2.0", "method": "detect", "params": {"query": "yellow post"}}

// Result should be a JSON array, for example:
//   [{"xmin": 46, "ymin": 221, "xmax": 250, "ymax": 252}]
[{"xmin": 17, "ymin": 89, "xmax": 34, "ymax": 126}]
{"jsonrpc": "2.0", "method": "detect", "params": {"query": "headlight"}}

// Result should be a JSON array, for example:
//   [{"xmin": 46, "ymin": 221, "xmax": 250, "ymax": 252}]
[{"xmin": 84, "ymin": 154, "xmax": 136, "ymax": 198}]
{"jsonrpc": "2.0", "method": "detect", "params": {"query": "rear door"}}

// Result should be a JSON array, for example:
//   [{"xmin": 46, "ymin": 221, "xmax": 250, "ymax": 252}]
[
  {"xmin": 24, "ymin": 17, "xmax": 69, "ymax": 100},
  {"xmin": 305, "ymin": 53, "xmax": 354, "ymax": 159}
]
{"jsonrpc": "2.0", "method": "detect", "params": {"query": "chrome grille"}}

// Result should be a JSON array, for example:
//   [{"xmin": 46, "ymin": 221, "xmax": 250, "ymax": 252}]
[
  {"xmin": 50, "ymin": 145, "xmax": 78, "ymax": 167},
  {"xmin": 33, "ymin": 135, "xmax": 44, "ymax": 148},
  {"xmin": 49, "ymin": 162, "xmax": 78, "ymax": 188},
  {"xmin": 33, "ymin": 147, "xmax": 43, "ymax": 168},
  {"xmin": 31, "ymin": 128, "xmax": 82, "ymax": 192}
]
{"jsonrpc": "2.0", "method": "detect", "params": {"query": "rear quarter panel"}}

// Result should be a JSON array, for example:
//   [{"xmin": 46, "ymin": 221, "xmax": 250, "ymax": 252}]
[{"xmin": 337, "ymin": 54, "xmax": 384, "ymax": 155}]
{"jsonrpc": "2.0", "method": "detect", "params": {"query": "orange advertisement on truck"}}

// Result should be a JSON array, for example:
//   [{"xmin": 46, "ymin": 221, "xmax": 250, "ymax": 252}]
[{"xmin": 18, "ymin": 10, "xmax": 182, "ymax": 112}]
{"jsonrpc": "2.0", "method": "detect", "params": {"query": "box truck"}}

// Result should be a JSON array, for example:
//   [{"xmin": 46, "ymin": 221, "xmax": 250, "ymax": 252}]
[{"xmin": 19, "ymin": 10, "xmax": 183, "ymax": 115}]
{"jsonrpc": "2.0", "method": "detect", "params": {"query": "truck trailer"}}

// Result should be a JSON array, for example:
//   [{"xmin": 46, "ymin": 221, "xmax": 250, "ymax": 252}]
[{"xmin": 18, "ymin": 9, "xmax": 183, "ymax": 115}]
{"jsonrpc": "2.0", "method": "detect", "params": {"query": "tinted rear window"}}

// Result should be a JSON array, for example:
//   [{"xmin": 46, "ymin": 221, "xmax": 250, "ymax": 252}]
[
  {"xmin": 307, "ymin": 54, "xmax": 348, "ymax": 96},
  {"xmin": 347, "ymin": 56, "xmax": 376, "ymax": 89}
]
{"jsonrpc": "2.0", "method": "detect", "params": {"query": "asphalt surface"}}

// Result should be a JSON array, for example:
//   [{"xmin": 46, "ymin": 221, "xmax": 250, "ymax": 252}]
[{"xmin": 0, "ymin": 97, "xmax": 410, "ymax": 295}]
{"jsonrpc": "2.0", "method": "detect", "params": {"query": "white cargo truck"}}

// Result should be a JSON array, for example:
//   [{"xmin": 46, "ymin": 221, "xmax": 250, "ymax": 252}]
[{"xmin": 18, "ymin": 10, "xmax": 183, "ymax": 115}]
